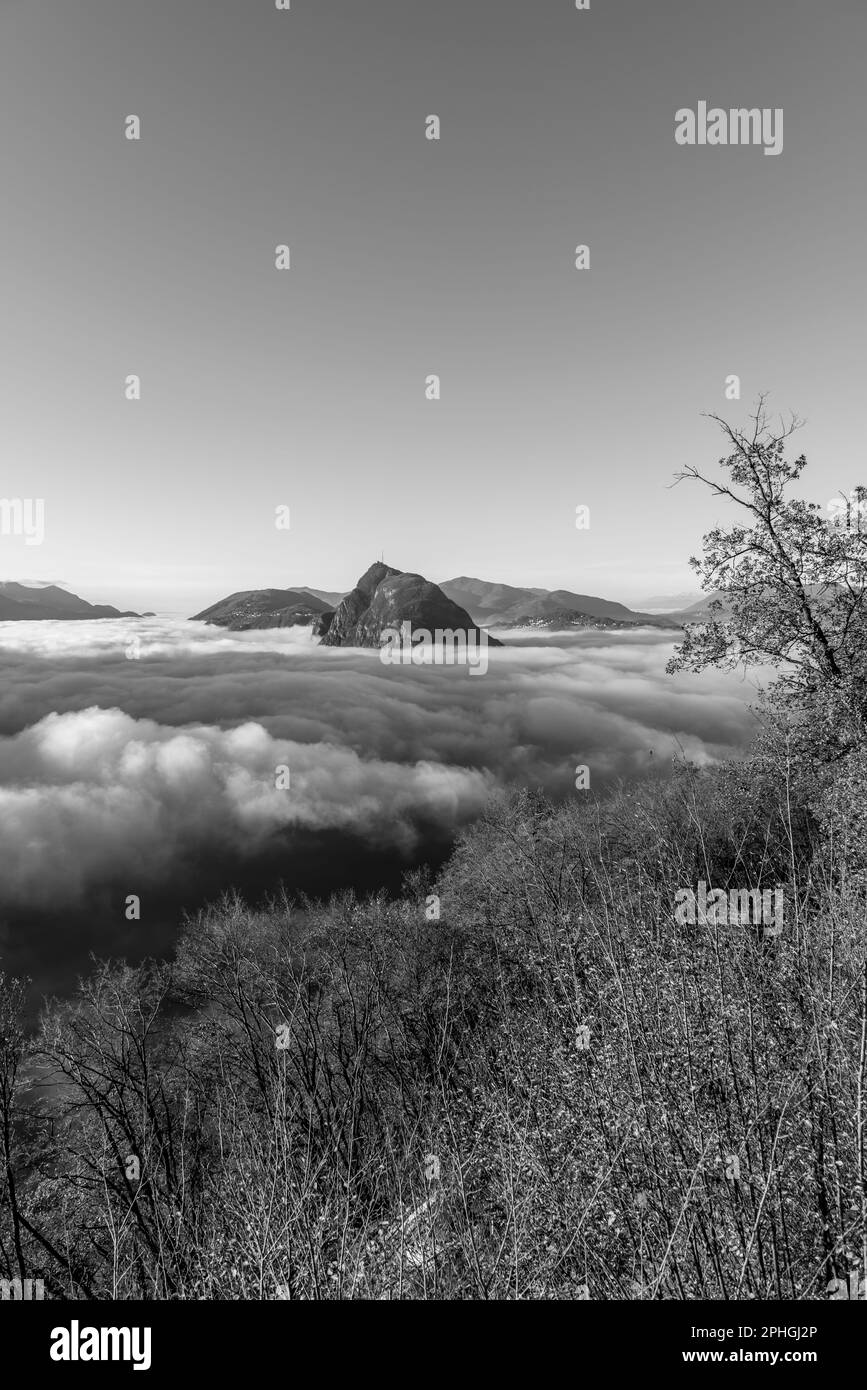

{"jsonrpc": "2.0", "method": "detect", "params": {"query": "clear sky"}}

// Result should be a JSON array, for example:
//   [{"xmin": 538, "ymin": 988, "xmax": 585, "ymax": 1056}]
[{"xmin": 0, "ymin": 0, "xmax": 864, "ymax": 614}]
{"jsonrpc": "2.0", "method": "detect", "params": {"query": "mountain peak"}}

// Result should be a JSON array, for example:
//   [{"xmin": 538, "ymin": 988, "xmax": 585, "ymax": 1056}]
[
  {"xmin": 319, "ymin": 563, "xmax": 502, "ymax": 648},
  {"xmin": 355, "ymin": 561, "xmax": 401, "ymax": 597}
]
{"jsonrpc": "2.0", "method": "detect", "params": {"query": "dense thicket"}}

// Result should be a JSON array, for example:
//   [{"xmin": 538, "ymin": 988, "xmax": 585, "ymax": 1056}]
[{"xmin": 1, "ymin": 747, "xmax": 865, "ymax": 1300}]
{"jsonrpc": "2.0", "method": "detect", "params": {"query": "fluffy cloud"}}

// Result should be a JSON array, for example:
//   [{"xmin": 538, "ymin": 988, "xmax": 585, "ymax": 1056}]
[{"xmin": 0, "ymin": 706, "xmax": 494, "ymax": 908}]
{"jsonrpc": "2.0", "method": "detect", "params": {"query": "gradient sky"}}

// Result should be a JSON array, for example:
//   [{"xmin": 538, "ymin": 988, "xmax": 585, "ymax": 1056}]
[{"xmin": 0, "ymin": 0, "xmax": 864, "ymax": 614}]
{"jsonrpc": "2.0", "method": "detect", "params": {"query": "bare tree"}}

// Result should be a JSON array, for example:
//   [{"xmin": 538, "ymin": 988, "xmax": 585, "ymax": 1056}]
[{"xmin": 667, "ymin": 397, "xmax": 867, "ymax": 756}]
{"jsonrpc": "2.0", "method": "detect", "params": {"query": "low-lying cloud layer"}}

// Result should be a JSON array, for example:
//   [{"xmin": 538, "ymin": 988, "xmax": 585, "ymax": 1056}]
[
  {"xmin": 0, "ymin": 618, "xmax": 758, "ymax": 915},
  {"xmin": 0, "ymin": 709, "xmax": 494, "ymax": 909}
]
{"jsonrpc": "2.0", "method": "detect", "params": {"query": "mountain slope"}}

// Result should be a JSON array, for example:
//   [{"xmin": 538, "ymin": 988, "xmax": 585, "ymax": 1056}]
[
  {"xmin": 439, "ymin": 578, "xmax": 540, "ymax": 617},
  {"xmin": 504, "ymin": 608, "xmax": 647, "ymax": 632},
  {"xmin": 661, "ymin": 591, "xmax": 729, "ymax": 622},
  {"xmin": 299, "ymin": 587, "xmax": 346, "ymax": 608},
  {"xmin": 440, "ymin": 576, "xmax": 679, "ymax": 629},
  {"xmin": 0, "ymin": 581, "xmax": 142, "ymax": 620},
  {"xmin": 635, "ymin": 591, "xmax": 704, "ymax": 612},
  {"xmin": 192, "ymin": 588, "xmax": 331, "ymax": 630}
]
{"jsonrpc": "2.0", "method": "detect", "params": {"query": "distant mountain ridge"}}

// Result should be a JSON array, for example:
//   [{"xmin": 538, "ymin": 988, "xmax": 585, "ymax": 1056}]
[
  {"xmin": 0, "ymin": 581, "xmax": 144, "ymax": 621},
  {"xmin": 300, "ymin": 587, "xmax": 346, "ymax": 608},
  {"xmin": 0, "ymin": 576, "xmax": 728, "ymax": 631},
  {"xmin": 192, "ymin": 563, "xmax": 501, "ymax": 648},
  {"xmin": 440, "ymin": 576, "xmax": 681, "ymax": 629},
  {"xmin": 663, "ymin": 591, "xmax": 729, "ymax": 622},
  {"xmin": 634, "ymin": 590, "xmax": 705, "ymax": 613},
  {"xmin": 191, "ymin": 570, "xmax": 722, "ymax": 637}
]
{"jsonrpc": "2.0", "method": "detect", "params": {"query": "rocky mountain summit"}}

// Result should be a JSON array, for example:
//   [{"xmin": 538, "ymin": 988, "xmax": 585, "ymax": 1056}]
[{"xmin": 318, "ymin": 561, "xmax": 502, "ymax": 648}]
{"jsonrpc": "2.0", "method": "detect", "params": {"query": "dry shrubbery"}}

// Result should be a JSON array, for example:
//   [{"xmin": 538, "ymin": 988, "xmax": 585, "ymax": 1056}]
[{"xmin": 2, "ymin": 751, "xmax": 865, "ymax": 1300}]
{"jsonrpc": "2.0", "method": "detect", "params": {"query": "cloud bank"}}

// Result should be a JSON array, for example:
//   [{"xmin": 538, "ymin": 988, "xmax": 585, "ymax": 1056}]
[{"xmin": 0, "ymin": 618, "xmax": 758, "ymax": 912}]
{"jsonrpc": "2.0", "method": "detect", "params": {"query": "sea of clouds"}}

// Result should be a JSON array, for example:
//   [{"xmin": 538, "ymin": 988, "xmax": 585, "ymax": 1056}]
[{"xmin": 0, "ymin": 617, "xmax": 759, "ymax": 918}]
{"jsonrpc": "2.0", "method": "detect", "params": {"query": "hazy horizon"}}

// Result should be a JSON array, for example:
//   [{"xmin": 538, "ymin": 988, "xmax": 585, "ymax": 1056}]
[{"xmin": 0, "ymin": 568, "xmax": 707, "ymax": 619}]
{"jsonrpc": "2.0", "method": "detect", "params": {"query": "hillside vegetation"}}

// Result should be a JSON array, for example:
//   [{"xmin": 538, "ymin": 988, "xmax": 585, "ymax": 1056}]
[{"xmin": 0, "ymin": 750, "xmax": 864, "ymax": 1300}]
